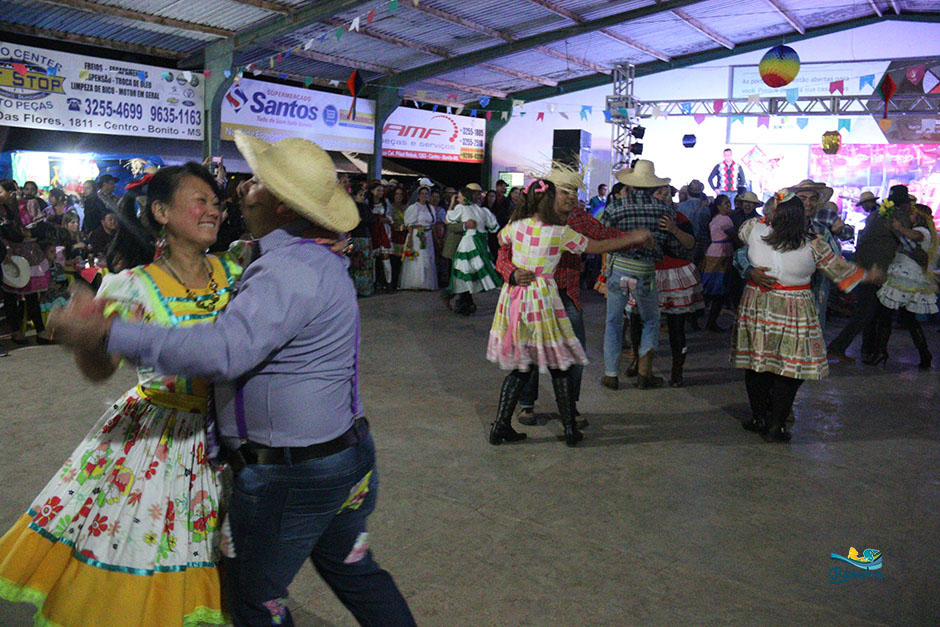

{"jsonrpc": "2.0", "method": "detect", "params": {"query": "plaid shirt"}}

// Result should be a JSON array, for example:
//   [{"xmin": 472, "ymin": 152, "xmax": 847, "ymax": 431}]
[
  {"xmin": 495, "ymin": 207, "xmax": 623, "ymax": 309},
  {"xmin": 601, "ymin": 189, "xmax": 686, "ymax": 263}
]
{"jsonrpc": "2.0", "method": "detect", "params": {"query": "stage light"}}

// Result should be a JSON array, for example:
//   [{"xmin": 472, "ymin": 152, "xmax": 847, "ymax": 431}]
[
  {"xmin": 632, "ymin": 125, "xmax": 645, "ymax": 139},
  {"xmin": 630, "ymin": 143, "xmax": 643, "ymax": 155}
]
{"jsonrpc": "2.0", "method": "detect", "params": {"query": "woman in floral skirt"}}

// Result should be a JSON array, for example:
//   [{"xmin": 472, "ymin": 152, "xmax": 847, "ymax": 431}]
[
  {"xmin": 486, "ymin": 178, "xmax": 650, "ymax": 447},
  {"xmin": 0, "ymin": 163, "xmax": 249, "ymax": 626}
]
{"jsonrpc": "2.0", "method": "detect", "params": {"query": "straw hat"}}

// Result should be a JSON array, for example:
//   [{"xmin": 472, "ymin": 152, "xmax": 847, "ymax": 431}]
[
  {"xmin": 234, "ymin": 131, "xmax": 358, "ymax": 233},
  {"xmin": 614, "ymin": 160, "xmax": 670, "ymax": 188},
  {"xmin": 544, "ymin": 160, "xmax": 588, "ymax": 194},
  {"xmin": 855, "ymin": 191, "xmax": 879, "ymax": 206},
  {"xmin": 1, "ymin": 255, "xmax": 31, "ymax": 289},
  {"xmin": 788, "ymin": 179, "xmax": 833, "ymax": 205},
  {"xmin": 465, "ymin": 182, "xmax": 483, "ymax": 191},
  {"xmin": 737, "ymin": 191, "xmax": 763, "ymax": 206}
]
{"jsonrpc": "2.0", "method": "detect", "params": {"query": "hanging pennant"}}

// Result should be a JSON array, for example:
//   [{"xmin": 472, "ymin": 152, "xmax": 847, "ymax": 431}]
[
  {"xmin": 417, "ymin": 90, "xmax": 427, "ymax": 99},
  {"xmin": 367, "ymin": 9, "xmax": 376, "ymax": 24},
  {"xmin": 580, "ymin": 105, "xmax": 592, "ymax": 120},
  {"xmin": 713, "ymin": 99, "xmax": 724, "ymax": 114},
  {"xmin": 501, "ymin": 111, "xmax": 508, "ymax": 121},
  {"xmin": 907, "ymin": 65, "xmax": 926, "ymax": 87},
  {"xmin": 455, "ymin": 106, "xmax": 464, "ymax": 115},
  {"xmin": 479, "ymin": 96, "xmax": 490, "ymax": 108},
  {"xmin": 329, "ymin": 79, "xmax": 340, "ymax": 87},
  {"xmin": 350, "ymin": 17, "xmax": 360, "ymax": 32},
  {"xmin": 796, "ymin": 118, "xmax": 808, "ymax": 129},
  {"xmin": 878, "ymin": 119, "xmax": 893, "ymax": 132},
  {"xmin": 651, "ymin": 105, "xmax": 661, "ymax": 119},
  {"xmin": 346, "ymin": 69, "xmax": 365, "ymax": 120},
  {"xmin": 512, "ymin": 99, "xmax": 524, "ymax": 109},
  {"xmin": 136, "ymin": 70, "xmax": 148, "ymax": 83},
  {"xmin": 837, "ymin": 119, "xmax": 851, "ymax": 132},
  {"xmin": 548, "ymin": 103, "xmax": 557, "ymax": 113},
  {"xmin": 304, "ymin": 38, "xmax": 315, "ymax": 50},
  {"xmin": 785, "ymin": 88, "xmax": 799, "ymax": 105},
  {"xmin": 693, "ymin": 113, "xmax": 706, "ymax": 125},
  {"xmin": 679, "ymin": 103, "xmax": 692, "ymax": 114},
  {"xmin": 269, "ymin": 57, "xmax": 275, "ymax": 68},
  {"xmin": 758, "ymin": 116, "xmax": 770, "ymax": 128},
  {"xmin": 731, "ymin": 115, "xmax": 744, "ymax": 124},
  {"xmin": 829, "ymin": 80, "xmax": 844, "ymax": 95},
  {"xmin": 78, "ymin": 69, "xmax": 90, "ymax": 81},
  {"xmin": 12, "ymin": 62, "xmax": 27, "ymax": 77},
  {"xmin": 535, "ymin": 112, "xmax": 544, "ymax": 122},
  {"xmin": 390, "ymin": 0, "xmax": 398, "ymax": 11},
  {"xmin": 603, "ymin": 110, "xmax": 612, "ymax": 122},
  {"xmin": 470, "ymin": 109, "xmax": 477, "ymax": 117},
  {"xmin": 485, "ymin": 111, "xmax": 492, "ymax": 121},
  {"xmin": 432, "ymin": 104, "xmax": 439, "ymax": 112},
  {"xmin": 224, "ymin": 69, "xmax": 232, "ymax": 79},
  {"xmin": 304, "ymin": 77, "xmax": 314, "ymax": 87},
  {"xmin": 278, "ymin": 73, "xmax": 288, "ymax": 80},
  {"xmin": 559, "ymin": 112, "xmax": 568, "ymax": 120},
  {"xmin": 859, "ymin": 74, "xmax": 875, "ymax": 90},
  {"xmin": 747, "ymin": 94, "xmax": 761, "ymax": 107}
]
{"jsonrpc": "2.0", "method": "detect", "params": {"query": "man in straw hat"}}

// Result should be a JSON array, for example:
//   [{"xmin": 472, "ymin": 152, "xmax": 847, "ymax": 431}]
[
  {"xmin": 49, "ymin": 131, "xmax": 416, "ymax": 626},
  {"xmin": 601, "ymin": 159, "xmax": 690, "ymax": 390},
  {"xmin": 495, "ymin": 161, "xmax": 634, "ymax": 425}
]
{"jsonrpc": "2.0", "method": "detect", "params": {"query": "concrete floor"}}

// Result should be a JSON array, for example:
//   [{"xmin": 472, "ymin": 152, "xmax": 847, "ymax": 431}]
[{"xmin": 1, "ymin": 289, "xmax": 938, "ymax": 626}]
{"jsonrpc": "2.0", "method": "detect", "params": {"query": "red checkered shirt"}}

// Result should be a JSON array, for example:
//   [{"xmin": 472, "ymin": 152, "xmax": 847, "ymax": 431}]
[{"xmin": 495, "ymin": 207, "xmax": 624, "ymax": 309}]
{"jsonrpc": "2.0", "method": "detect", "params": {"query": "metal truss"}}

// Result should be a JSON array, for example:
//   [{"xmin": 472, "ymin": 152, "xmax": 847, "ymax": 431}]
[
  {"xmin": 607, "ymin": 63, "xmax": 637, "ymax": 171},
  {"xmin": 606, "ymin": 94, "xmax": 940, "ymax": 118}
]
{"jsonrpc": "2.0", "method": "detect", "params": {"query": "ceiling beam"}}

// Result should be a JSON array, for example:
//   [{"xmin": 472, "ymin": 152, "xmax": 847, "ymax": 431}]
[
  {"xmin": 180, "ymin": 0, "xmax": 364, "ymax": 68},
  {"xmin": 424, "ymin": 78, "xmax": 508, "ymax": 99},
  {"xmin": 291, "ymin": 48, "xmax": 395, "ymax": 75},
  {"xmin": 888, "ymin": 0, "xmax": 901, "ymax": 15},
  {"xmin": 33, "ymin": 0, "xmax": 233, "ymax": 37},
  {"xmin": 671, "ymin": 9, "xmax": 735, "ymax": 49},
  {"xmin": 0, "ymin": 19, "xmax": 185, "ymax": 59},
  {"xmin": 383, "ymin": 0, "xmax": 702, "ymax": 87},
  {"xmin": 227, "ymin": 0, "xmax": 293, "ymax": 15},
  {"xmin": 511, "ymin": 14, "xmax": 901, "ymax": 102},
  {"xmin": 482, "ymin": 63, "xmax": 558, "ymax": 87},
  {"xmin": 764, "ymin": 0, "xmax": 806, "ymax": 34},
  {"xmin": 535, "ymin": 46, "xmax": 610, "ymax": 74},
  {"xmin": 599, "ymin": 30, "xmax": 671, "ymax": 63},
  {"xmin": 867, "ymin": 0, "xmax": 883, "ymax": 17},
  {"xmin": 528, "ymin": 0, "xmax": 671, "ymax": 62},
  {"xmin": 406, "ymin": 2, "xmax": 511, "ymax": 42}
]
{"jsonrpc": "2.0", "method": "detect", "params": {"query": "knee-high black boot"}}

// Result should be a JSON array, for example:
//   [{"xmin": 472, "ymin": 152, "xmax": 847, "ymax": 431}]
[
  {"xmin": 626, "ymin": 313, "xmax": 642, "ymax": 377},
  {"xmin": 551, "ymin": 372, "xmax": 582, "ymax": 447},
  {"xmin": 903, "ymin": 311, "xmax": 932, "ymax": 370},
  {"xmin": 666, "ymin": 313, "xmax": 687, "ymax": 387},
  {"xmin": 489, "ymin": 372, "xmax": 528, "ymax": 445}
]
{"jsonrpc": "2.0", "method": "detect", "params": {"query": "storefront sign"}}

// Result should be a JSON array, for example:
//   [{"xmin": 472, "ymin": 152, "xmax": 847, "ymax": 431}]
[
  {"xmin": 221, "ymin": 78, "xmax": 485, "ymax": 162},
  {"xmin": 0, "ymin": 41, "xmax": 204, "ymax": 139}
]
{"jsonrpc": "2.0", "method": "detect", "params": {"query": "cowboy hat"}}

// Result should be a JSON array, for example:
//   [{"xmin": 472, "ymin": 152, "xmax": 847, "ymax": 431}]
[
  {"xmin": 737, "ymin": 191, "xmax": 763, "ymax": 206},
  {"xmin": 418, "ymin": 177, "xmax": 434, "ymax": 188},
  {"xmin": 1, "ymin": 255, "xmax": 31, "ymax": 289},
  {"xmin": 615, "ymin": 160, "xmax": 670, "ymax": 188},
  {"xmin": 545, "ymin": 160, "xmax": 588, "ymax": 194},
  {"xmin": 234, "ymin": 131, "xmax": 358, "ymax": 233},
  {"xmin": 465, "ymin": 182, "xmax": 483, "ymax": 191},
  {"xmin": 687, "ymin": 179, "xmax": 705, "ymax": 194},
  {"xmin": 788, "ymin": 179, "xmax": 833, "ymax": 205},
  {"xmin": 855, "ymin": 191, "xmax": 879, "ymax": 206}
]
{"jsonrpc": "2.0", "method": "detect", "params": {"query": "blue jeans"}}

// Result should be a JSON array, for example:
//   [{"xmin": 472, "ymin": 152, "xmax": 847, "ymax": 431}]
[
  {"xmin": 604, "ymin": 267, "xmax": 659, "ymax": 377},
  {"xmin": 226, "ymin": 430, "xmax": 416, "ymax": 627},
  {"xmin": 520, "ymin": 292, "xmax": 585, "ymax": 409}
]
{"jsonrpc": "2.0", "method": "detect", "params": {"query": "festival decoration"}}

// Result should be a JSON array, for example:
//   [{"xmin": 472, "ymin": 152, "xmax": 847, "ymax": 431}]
[
  {"xmin": 759, "ymin": 45, "xmax": 800, "ymax": 88},
  {"xmin": 821, "ymin": 130, "xmax": 842, "ymax": 155},
  {"xmin": 682, "ymin": 134, "xmax": 696, "ymax": 148},
  {"xmin": 346, "ymin": 69, "xmax": 364, "ymax": 120}
]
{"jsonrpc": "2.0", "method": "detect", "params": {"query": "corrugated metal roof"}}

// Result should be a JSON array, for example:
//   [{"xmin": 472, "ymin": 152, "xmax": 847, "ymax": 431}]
[{"xmin": 1, "ymin": 0, "xmax": 937, "ymax": 104}]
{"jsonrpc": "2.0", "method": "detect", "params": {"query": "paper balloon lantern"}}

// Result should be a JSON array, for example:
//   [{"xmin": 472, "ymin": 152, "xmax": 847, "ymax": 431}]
[
  {"xmin": 682, "ymin": 134, "xmax": 697, "ymax": 148},
  {"xmin": 821, "ymin": 130, "xmax": 842, "ymax": 155},
  {"xmin": 759, "ymin": 45, "xmax": 800, "ymax": 88}
]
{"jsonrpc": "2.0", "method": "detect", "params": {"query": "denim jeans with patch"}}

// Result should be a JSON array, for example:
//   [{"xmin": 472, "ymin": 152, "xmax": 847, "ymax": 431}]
[
  {"xmin": 603, "ymin": 267, "xmax": 659, "ymax": 377},
  {"xmin": 225, "ymin": 432, "xmax": 415, "ymax": 626}
]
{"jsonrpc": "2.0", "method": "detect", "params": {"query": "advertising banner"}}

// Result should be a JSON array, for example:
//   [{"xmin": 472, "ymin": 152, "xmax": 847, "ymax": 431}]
[
  {"xmin": 731, "ymin": 61, "xmax": 889, "ymax": 98},
  {"xmin": 220, "ymin": 78, "xmax": 375, "ymax": 151},
  {"xmin": 0, "ymin": 41, "xmax": 204, "ymax": 140},
  {"xmin": 221, "ymin": 78, "xmax": 485, "ymax": 162}
]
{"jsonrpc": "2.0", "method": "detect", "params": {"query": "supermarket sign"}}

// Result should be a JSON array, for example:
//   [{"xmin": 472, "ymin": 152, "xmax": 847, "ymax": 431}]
[{"xmin": 221, "ymin": 78, "xmax": 484, "ymax": 162}]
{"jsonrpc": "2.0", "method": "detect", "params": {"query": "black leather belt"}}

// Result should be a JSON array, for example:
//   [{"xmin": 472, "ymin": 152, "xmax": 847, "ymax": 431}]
[{"xmin": 232, "ymin": 417, "xmax": 368, "ymax": 470}]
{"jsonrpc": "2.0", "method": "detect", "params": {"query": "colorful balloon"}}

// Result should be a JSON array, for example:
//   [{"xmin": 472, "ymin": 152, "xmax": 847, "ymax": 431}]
[{"xmin": 759, "ymin": 45, "xmax": 800, "ymax": 88}]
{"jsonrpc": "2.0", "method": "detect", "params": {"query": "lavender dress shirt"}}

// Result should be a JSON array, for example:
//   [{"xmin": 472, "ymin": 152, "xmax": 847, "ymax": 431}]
[{"xmin": 108, "ymin": 220, "xmax": 361, "ymax": 448}]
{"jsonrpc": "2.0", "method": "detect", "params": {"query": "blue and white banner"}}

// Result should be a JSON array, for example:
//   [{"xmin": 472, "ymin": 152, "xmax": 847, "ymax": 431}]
[{"xmin": 0, "ymin": 41, "xmax": 204, "ymax": 139}]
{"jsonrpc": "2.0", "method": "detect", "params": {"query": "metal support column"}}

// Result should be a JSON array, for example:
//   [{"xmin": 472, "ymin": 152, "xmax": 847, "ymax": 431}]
[
  {"xmin": 368, "ymin": 87, "xmax": 401, "ymax": 181},
  {"xmin": 482, "ymin": 100, "xmax": 513, "ymax": 188},
  {"xmin": 606, "ymin": 63, "xmax": 636, "ymax": 172},
  {"xmin": 201, "ymin": 39, "xmax": 235, "ymax": 160}
]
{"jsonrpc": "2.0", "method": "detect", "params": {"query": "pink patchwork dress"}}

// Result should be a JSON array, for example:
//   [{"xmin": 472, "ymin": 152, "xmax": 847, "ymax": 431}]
[{"xmin": 486, "ymin": 218, "xmax": 589, "ymax": 372}]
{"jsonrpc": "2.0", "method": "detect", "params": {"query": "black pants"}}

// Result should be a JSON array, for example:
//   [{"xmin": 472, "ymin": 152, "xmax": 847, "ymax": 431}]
[
  {"xmin": 3, "ymin": 291, "xmax": 44, "ymax": 336},
  {"xmin": 874, "ymin": 302, "xmax": 929, "ymax": 354},
  {"xmin": 705, "ymin": 293, "xmax": 728, "ymax": 328},
  {"xmin": 744, "ymin": 370, "xmax": 803, "ymax": 425},
  {"xmin": 827, "ymin": 283, "xmax": 878, "ymax": 355}
]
